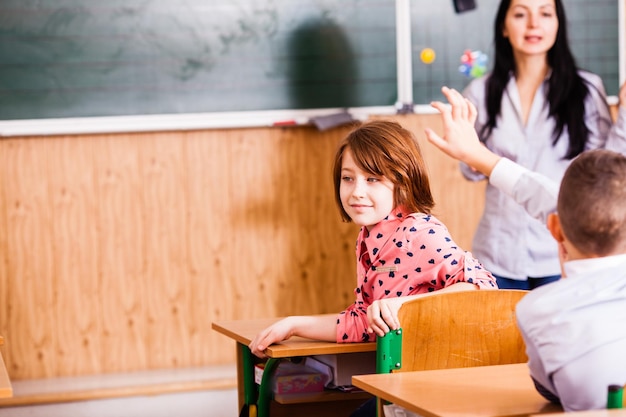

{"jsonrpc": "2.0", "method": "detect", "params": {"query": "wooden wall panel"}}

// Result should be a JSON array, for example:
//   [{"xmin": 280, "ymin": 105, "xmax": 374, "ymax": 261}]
[
  {"xmin": 0, "ymin": 114, "xmax": 486, "ymax": 380},
  {"xmin": 140, "ymin": 133, "xmax": 189, "ymax": 370},
  {"xmin": 93, "ymin": 134, "xmax": 148, "ymax": 373},
  {"xmin": 2, "ymin": 139, "xmax": 58, "ymax": 379},
  {"xmin": 49, "ymin": 137, "xmax": 102, "ymax": 377}
]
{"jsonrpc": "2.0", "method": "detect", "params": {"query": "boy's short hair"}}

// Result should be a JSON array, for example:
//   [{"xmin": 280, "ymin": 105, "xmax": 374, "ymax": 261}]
[
  {"xmin": 558, "ymin": 149, "xmax": 626, "ymax": 256},
  {"xmin": 332, "ymin": 120, "xmax": 434, "ymax": 222}
]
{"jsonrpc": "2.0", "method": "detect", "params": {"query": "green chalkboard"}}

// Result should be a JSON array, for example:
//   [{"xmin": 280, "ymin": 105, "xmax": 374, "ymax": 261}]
[{"xmin": 0, "ymin": 0, "xmax": 620, "ymax": 120}]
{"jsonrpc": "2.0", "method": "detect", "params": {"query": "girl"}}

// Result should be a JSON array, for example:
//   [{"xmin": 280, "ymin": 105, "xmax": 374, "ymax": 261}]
[
  {"xmin": 249, "ymin": 120, "xmax": 496, "ymax": 358},
  {"xmin": 461, "ymin": 0, "xmax": 626, "ymax": 289}
]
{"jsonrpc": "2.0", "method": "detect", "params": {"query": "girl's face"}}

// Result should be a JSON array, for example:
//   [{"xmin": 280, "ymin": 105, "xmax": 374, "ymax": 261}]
[
  {"xmin": 503, "ymin": 0, "xmax": 558, "ymax": 57},
  {"xmin": 340, "ymin": 148, "xmax": 395, "ymax": 231}
]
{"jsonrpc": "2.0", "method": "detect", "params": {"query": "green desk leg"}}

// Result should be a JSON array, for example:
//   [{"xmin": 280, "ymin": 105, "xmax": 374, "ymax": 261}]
[
  {"xmin": 257, "ymin": 358, "xmax": 280, "ymax": 417},
  {"xmin": 238, "ymin": 343, "xmax": 280, "ymax": 417},
  {"xmin": 375, "ymin": 329, "xmax": 403, "ymax": 417},
  {"xmin": 238, "ymin": 343, "xmax": 258, "ymax": 417},
  {"xmin": 239, "ymin": 343, "xmax": 258, "ymax": 417}
]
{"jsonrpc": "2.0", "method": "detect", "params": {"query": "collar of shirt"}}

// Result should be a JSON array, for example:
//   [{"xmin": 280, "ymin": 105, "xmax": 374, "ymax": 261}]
[
  {"xmin": 361, "ymin": 206, "xmax": 411, "ymax": 241},
  {"xmin": 356, "ymin": 206, "xmax": 413, "ymax": 266},
  {"xmin": 563, "ymin": 253, "xmax": 626, "ymax": 279}
]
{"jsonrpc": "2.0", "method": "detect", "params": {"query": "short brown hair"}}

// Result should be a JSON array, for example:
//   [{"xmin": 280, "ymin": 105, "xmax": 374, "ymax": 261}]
[
  {"xmin": 558, "ymin": 149, "xmax": 626, "ymax": 256},
  {"xmin": 332, "ymin": 120, "xmax": 434, "ymax": 222}
]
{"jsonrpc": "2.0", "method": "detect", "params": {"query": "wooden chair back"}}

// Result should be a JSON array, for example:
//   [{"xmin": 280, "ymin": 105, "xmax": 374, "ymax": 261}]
[{"xmin": 394, "ymin": 289, "xmax": 529, "ymax": 372}]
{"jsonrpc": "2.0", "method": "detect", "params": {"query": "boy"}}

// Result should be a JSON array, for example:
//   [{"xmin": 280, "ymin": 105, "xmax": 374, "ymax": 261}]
[
  {"xmin": 514, "ymin": 149, "xmax": 626, "ymax": 411},
  {"xmin": 425, "ymin": 86, "xmax": 626, "ymax": 411}
]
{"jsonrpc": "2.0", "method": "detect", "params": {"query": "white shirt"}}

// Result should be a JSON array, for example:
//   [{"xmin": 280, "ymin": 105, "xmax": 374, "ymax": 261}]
[
  {"xmin": 489, "ymin": 157, "xmax": 558, "ymax": 225},
  {"xmin": 516, "ymin": 254, "xmax": 626, "ymax": 411},
  {"xmin": 462, "ymin": 71, "xmax": 625, "ymax": 279}
]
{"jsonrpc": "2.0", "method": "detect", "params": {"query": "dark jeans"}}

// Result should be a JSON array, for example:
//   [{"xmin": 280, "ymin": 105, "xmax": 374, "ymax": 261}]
[
  {"xmin": 494, "ymin": 274, "xmax": 560, "ymax": 290},
  {"xmin": 532, "ymin": 376, "xmax": 562, "ymax": 405},
  {"xmin": 350, "ymin": 397, "xmax": 377, "ymax": 417}
]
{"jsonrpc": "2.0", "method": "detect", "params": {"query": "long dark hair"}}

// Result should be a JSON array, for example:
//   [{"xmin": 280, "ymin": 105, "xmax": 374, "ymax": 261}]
[{"xmin": 481, "ymin": 0, "xmax": 589, "ymax": 159}]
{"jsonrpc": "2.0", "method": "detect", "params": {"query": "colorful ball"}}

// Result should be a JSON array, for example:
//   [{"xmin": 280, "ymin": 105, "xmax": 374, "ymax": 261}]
[{"xmin": 420, "ymin": 48, "xmax": 436, "ymax": 64}]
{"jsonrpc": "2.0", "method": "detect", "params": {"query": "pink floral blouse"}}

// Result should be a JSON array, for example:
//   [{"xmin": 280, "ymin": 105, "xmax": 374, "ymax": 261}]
[{"xmin": 336, "ymin": 207, "xmax": 497, "ymax": 343}]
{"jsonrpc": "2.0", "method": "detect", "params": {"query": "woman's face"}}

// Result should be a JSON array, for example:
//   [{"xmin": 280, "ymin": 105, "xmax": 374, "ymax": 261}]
[{"xmin": 503, "ymin": 0, "xmax": 558, "ymax": 58}]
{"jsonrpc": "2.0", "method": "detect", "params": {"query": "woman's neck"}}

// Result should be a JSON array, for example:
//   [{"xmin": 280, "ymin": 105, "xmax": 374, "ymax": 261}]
[
  {"xmin": 513, "ymin": 53, "xmax": 550, "ymax": 83},
  {"xmin": 512, "ymin": 54, "xmax": 551, "ymax": 125}
]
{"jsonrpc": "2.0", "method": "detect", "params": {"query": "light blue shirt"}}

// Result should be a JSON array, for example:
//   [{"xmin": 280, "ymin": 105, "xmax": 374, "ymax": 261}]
[
  {"xmin": 462, "ymin": 71, "xmax": 626, "ymax": 279},
  {"xmin": 516, "ymin": 254, "xmax": 626, "ymax": 411}
]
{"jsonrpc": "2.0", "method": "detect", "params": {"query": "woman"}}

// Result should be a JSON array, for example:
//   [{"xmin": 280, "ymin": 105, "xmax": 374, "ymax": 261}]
[{"xmin": 462, "ymin": 0, "xmax": 626, "ymax": 289}]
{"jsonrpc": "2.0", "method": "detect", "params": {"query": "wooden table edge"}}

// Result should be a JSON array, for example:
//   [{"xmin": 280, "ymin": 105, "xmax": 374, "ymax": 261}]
[{"xmin": 212, "ymin": 317, "xmax": 377, "ymax": 358}]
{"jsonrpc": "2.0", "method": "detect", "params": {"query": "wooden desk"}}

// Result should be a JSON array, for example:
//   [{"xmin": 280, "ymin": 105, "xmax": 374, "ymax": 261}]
[
  {"xmin": 535, "ymin": 411, "xmax": 626, "ymax": 417},
  {"xmin": 212, "ymin": 315, "xmax": 376, "ymax": 417},
  {"xmin": 212, "ymin": 315, "xmax": 376, "ymax": 357},
  {"xmin": 0, "ymin": 336, "xmax": 13, "ymax": 398},
  {"xmin": 352, "ymin": 363, "xmax": 563, "ymax": 417}
]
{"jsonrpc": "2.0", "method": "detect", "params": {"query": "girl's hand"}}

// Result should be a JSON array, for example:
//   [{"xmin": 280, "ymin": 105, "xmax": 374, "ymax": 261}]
[
  {"xmin": 367, "ymin": 297, "xmax": 405, "ymax": 337},
  {"xmin": 249, "ymin": 317, "xmax": 295, "ymax": 358},
  {"xmin": 248, "ymin": 315, "xmax": 337, "ymax": 358}
]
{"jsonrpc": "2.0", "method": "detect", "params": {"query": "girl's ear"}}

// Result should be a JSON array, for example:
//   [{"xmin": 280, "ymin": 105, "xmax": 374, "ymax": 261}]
[{"xmin": 547, "ymin": 213, "xmax": 564, "ymax": 243}]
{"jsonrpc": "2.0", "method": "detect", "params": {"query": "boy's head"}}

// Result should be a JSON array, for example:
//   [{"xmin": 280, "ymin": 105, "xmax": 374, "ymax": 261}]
[
  {"xmin": 332, "ymin": 120, "xmax": 434, "ymax": 222},
  {"xmin": 551, "ymin": 149, "xmax": 626, "ymax": 257}
]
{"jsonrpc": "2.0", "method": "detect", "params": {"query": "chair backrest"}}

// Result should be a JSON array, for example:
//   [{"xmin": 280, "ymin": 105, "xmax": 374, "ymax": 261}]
[{"xmin": 392, "ymin": 289, "xmax": 529, "ymax": 372}]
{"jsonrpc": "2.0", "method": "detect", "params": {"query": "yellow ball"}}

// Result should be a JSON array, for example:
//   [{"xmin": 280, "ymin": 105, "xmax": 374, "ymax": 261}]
[{"xmin": 420, "ymin": 48, "xmax": 436, "ymax": 64}]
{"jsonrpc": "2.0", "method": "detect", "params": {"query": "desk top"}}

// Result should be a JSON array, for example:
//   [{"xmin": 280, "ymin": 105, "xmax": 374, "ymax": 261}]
[
  {"xmin": 352, "ymin": 363, "xmax": 563, "ymax": 417},
  {"xmin": 534, "ymin": 411, "xmax": 626, "ymax": 417},
  {"xmin": 212, "ymin": 315, "xmax": 376, "ymax": 358}
]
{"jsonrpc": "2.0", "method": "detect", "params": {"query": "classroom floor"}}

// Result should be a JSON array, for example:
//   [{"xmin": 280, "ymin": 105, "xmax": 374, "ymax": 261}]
[{"xmin": 0, "ymin": 388, "xmax": 238, "ymax": 417}]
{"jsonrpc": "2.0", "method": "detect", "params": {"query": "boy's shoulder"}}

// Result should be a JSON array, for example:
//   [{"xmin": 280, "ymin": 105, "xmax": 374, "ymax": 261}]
[
  {"xmin": 517, "ymin": 257, "xmax": 626, "ymax": 325},
  {"xmin": 515, "ymin": 278, "xmax": 564, "ymax": 323},
  {"xmin": 516, "ymin": 260, "xmax": 626, "ymax": 375}
]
